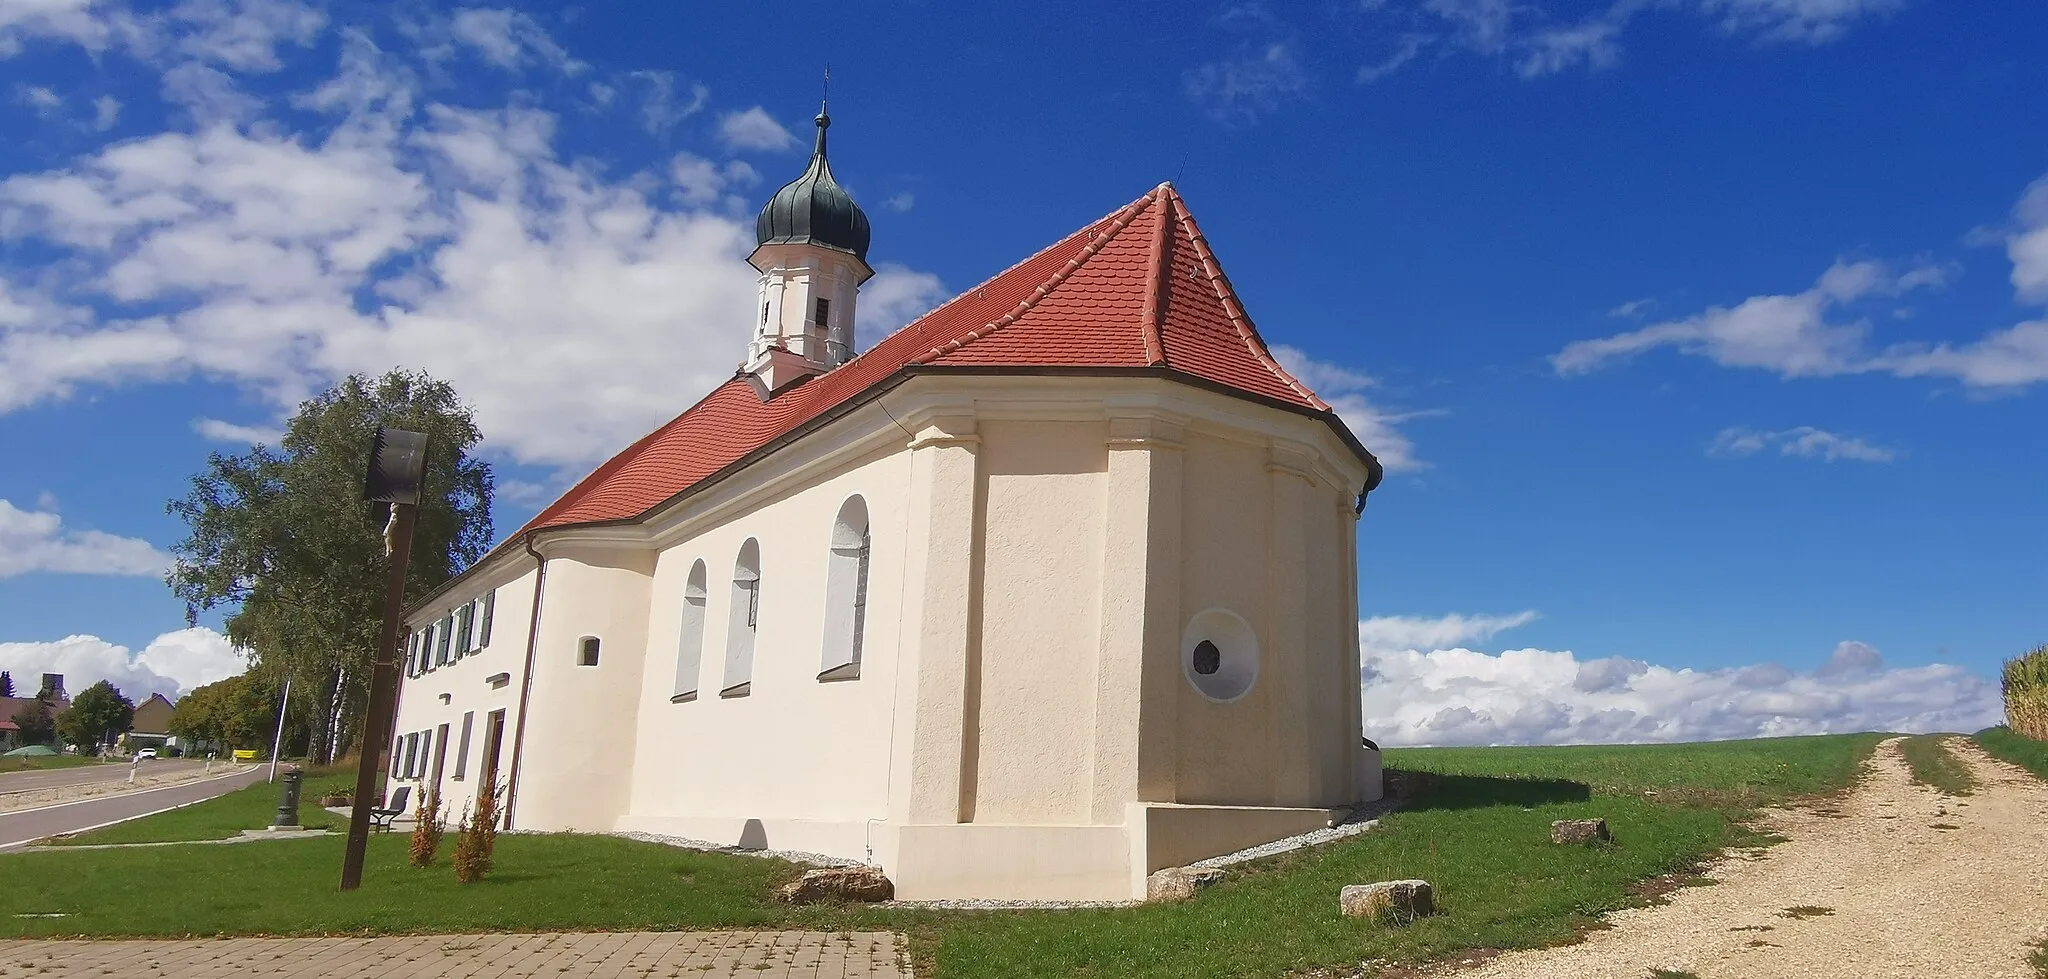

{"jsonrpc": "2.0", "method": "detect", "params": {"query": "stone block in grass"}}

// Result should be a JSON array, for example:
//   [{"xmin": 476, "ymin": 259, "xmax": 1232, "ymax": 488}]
[
  {"xmin": 777, "ymin": 867, "xmax": 893, "ymax": 904},
  {"xmin": 1551, "ymin": 818, "xmax": 1611, "ymax": 844},
  {"xmin": 1340, "ymin": 879, "xmax": 1434, "ymax": 924},
  {"xmin": 1146, "ymin": 866, "xmax": 1226, "ymax": 902}
]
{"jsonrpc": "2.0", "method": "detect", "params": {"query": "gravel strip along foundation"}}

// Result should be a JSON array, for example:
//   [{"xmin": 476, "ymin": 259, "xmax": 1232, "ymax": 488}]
[
  {"xmin": 1440, "ymin": 736, "xmax": 2048, "ymax": 979},
  {"xmin": 612, "ymin": 830, "xmax": 866, "ymax": 869}
]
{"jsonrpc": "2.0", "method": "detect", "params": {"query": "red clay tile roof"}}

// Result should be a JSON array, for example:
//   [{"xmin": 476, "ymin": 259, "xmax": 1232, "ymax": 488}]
[{"xmin": 515, "ymin": 183, "xmax": 1358, "ymax": 538}]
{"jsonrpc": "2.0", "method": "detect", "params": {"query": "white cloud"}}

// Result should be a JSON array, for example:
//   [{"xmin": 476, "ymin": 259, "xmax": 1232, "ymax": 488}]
[
  {"xmin": 1696, "ymin": 0, "xmax": 1904, "ymax": 44},
  {"xmin": 667, "ymin": 151, "xmax": 758, "ymax": 207},
  {"xmin": 159, "ymin": 60, "xmax": 261, "ymax": 122},
  {"xmin": 628, "ymin": 70, "xmax": 708, "ymax": 138},
  {"xmin": 717, "ymin": 106, "xmax": 795, "ymax": 152},
  {"xmin": 1271, "ymin": 345, "xmax": 1428, "ymax": 473},
  {"xmin": 1517, "ymin": 11, "xmax": 1628, "ymax": 77},
  {"xmin": 0, "ymin": 627, "xmax": 246, "ymax": 701},
  {"xmin": 1360, "ymin": 614, "xmax": 2002, "ymax": 746},
  {"xmin": 445, "ymin": 7, "xmax": 582, "ymax": 74},
  {"xmin": 1356, "ymin": 33, "xmax": 1431, "ymax": 84},
  {"xmin": 1708, "ymin": 425, "xmax": 1899, "ymax": 462},
  {"xmin": 1608, "ymin": 297, "xmax": 1656, "ymax": 318},
  {"xmin": 1185, "ymin": 39, "xmax": 1309, "ymax": 124},
  {"xmin": 0, "ymin": 0, "xmax": 150, "ymax": 59},
  {"xmin": 1, "ymin": 8, "xmax": 944, "ymax": 481},
  {"xmin": 855, "ymin": 263, "xmax": 950, "ymax": 349},
  {"xmin": 192, "ymin": 416, "xmax": 281, "ymax": 444},
  {"xmin": 882, "ymin": 192, "xmax": 914, "ymax": 213},
  {"xmin": 171, "ymin": 0, "xmax": 324, "ymax": 72},
  {"xmin": 1353, "ymin": 0, "xmax": 1899, "ymax": 83},
  {"xmin": 16, "ymin": 84, "xmax": 60, "ymax": 114},
  {"xmin": 91, "ymin": 93, "xmax": 120, "ymax": 129},
  {"xmin": 1184, "ymin": 4, "xmax": 1312, "ymax": 124},
  {"xmin": 1359, "ymin": 609, "xmax": 1541, "ymax": 651},
  {"xmin": 1551, "ymin": 258, "xmax": 1988, "ymax": 380},
  {"xmin": 1556, "ymin": 178, "xmax": 2048, "ymax": 391},
  {"xmin": 0, "ymin": 498, "xmax": 168, "ymax": 578}
]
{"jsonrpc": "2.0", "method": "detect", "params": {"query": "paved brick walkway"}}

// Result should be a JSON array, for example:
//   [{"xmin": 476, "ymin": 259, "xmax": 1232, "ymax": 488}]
[{"xmin": 0, "ymin": 930, "xmax": 905, "ymax": 978}]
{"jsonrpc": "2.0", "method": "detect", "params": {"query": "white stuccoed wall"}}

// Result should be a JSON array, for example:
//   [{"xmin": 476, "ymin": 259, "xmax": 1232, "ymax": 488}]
[{"xmin": 387, "ymin": 373, "xmax": 1380, "ymax": 900}]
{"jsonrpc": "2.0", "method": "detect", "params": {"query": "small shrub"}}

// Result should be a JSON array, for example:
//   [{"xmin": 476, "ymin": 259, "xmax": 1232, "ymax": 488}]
[
  {"xmin": 408, "ymin": 792, "xmax": 445, "ymax": 868},
  {"xmin": 452, "ymin": 780, "xmax": 501, "ymax": 884}
]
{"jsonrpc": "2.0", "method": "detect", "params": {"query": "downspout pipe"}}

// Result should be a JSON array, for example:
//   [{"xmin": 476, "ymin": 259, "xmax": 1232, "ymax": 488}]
[
  {"xmin": 501, "ymin": 534, "xmax": 548, "ymax": 830},
  {"xmin": 1353, "ymin": 453, "xmax": 1385, "ymax": 515}
]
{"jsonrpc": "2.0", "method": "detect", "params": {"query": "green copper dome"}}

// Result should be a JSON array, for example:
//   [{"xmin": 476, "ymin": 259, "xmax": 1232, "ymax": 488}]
[{"xmin": 755, "ymin": 109, "xmax": 870, "ymax": 262}]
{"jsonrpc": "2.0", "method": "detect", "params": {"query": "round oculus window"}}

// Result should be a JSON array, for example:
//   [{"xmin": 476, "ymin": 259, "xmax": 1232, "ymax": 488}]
[{"xmin": 1181, "ymin": 609, "xmax": 1258, "ymax": 702}]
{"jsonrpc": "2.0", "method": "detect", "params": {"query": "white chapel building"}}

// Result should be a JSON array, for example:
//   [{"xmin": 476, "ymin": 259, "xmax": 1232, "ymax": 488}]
[{"xmin": 385, "ymin": 107, "xmax": 1387, "ymax": 901}]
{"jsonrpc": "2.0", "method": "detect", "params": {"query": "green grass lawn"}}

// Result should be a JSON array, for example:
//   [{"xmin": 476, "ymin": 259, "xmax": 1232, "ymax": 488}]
[
  {"xmin": 1975, "ymin": 726, "xmax": 2048, "ymax": 782},
  {"xmin": 47, "ymin": 768, "xmax": 356, "ymax": 845},
  {"xmin": 0, "ymin": 734, "xmax": 1885, "ymax": 979},
  {"xmin": 1898, "ymin": 735, "xmax": 1977, "ymax": 796},
  {"xmin": 0, "ymin": 755, "xmax": 102, "ymax": 774}
]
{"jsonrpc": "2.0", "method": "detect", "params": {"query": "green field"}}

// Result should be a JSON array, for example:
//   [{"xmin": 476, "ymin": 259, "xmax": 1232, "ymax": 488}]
[
  {"xmin": 1976, "ymin": 726, "xmax": 2048, "ymax": 783},
  {"xmin": 0, "ymin": 755, "xmax": 101, "ymax": 774},
  {"xmin": 0, "ymin": 734, "xmax": 1886, "ymax": 979}
]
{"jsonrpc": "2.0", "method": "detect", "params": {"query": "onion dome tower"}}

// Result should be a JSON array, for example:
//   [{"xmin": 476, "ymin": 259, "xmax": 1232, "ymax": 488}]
[{"xmin": 744, "ymin": 101, "xmax": 873, "ymax": 395}]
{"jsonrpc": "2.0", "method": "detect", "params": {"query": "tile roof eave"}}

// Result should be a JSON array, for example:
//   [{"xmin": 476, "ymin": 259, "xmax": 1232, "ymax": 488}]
[
  {"xmin": 402, "ymin": 368, "xmax": 923, "ymax": 620},
  {"xmin": 404, "ymin": 360, "xmax": 1382, "ymax": 622},
  {"xmin": 898, "ymin": 363, "xmax": 1380, "ymax": 479}
]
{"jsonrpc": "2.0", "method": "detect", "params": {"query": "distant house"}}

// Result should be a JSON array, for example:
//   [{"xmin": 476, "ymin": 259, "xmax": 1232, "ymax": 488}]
[
  {"xmin": 1, "ymin": 673, "xmax": 73, "ymax": 749},
  {"xmin": 126, "ymin": 693, "xmax": 176, "ymax": 752}
]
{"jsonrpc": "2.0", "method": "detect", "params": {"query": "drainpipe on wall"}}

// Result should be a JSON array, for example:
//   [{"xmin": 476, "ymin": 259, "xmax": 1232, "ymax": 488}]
[{"xmin": 501, "ymin": 534, "xmax": 549, "ymax": 830}]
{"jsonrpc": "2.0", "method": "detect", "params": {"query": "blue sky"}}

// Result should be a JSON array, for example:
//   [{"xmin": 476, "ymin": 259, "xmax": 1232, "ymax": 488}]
[{"xmin": 0, "ymin": 0, "xmax": 2040, "ymax": 742}]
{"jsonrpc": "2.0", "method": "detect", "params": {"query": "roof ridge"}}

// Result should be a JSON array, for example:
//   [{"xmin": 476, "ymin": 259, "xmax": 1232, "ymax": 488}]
[
  {"xmin": 1136, "ymin": 181, "xmax": 1175, "ymax": 367},
  {"xmin": 1168, "ymin": 193, "xmax": 1328, "ymax": 411},
  {"xmin": 922, "ymin": 186, "xmax": 1163, "ymax": 361}
]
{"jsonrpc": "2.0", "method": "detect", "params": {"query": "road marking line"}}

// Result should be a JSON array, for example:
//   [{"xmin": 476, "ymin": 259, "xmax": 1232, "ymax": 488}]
[
  {"xmin": 0, "ymin": 770, "xmax": 268, "ymax": 851},
  {"xmin": 0, "ymin": 788, "xmax": 248, "ymax": 851},
  {"xmin": 0, "ymin": 768, "xmax": 258, "ymax": 818}
]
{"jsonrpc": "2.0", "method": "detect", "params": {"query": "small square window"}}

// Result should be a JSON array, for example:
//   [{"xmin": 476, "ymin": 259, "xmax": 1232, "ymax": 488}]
[
  {"xmin": 577, "ymin": 636, "xmax": 601, "ymax": 667},
  {"xmin": 813, "ymin": 296, "xmax": 831, "ymax": 326}
]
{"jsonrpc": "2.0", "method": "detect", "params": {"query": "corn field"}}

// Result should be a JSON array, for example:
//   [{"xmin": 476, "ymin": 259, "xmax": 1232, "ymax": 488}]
[{"xmin": 2006, "ymin": 644, "xmax": 2048, "ymax": 740}]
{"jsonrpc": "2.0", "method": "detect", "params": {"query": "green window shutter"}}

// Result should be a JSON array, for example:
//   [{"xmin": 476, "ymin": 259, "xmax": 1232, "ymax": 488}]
[
  {"xmin": 436, "ymin": 615, "xmax": 454, "ymax": 665},
  {"xmin": 479, "ymin": 589, "xmax": 496, "ymax": 648},
  {"xmin": 454, "ymin": 603, "xmax": 474, "ymax": 658}
]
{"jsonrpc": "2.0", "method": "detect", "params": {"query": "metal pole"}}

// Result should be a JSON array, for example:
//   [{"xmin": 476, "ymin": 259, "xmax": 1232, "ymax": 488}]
[
  {"xmin": 340, "ymin": 502, "xmax": 415, "ymax": 891},
  {"xmin": 268, "ymin": 675, "xmax": 292, "ymax": 783}
]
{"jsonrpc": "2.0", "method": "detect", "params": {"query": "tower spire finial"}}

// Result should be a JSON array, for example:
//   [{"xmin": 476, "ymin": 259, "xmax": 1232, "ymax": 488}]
[{"xmin": 812, "ymin": 66, "xmax": 831, "ymax": 158}]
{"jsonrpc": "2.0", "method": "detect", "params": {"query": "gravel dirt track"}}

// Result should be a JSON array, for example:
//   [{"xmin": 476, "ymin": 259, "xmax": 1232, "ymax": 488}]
[{"xmin": 1450, "ymin": 736, "xmax": 2048, "ymax": 979}]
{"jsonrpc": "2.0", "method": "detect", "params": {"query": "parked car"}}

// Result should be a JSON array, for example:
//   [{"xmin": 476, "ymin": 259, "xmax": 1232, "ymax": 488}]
[{"xmin": 135, "ymin": 747, "xmax": 158, "ymax": 760}]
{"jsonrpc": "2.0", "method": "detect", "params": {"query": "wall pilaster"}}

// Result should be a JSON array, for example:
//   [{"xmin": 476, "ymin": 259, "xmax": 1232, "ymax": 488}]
[{"xmin": 1090, "ymin": 412, "xmax": 1185, "ymax": 823}]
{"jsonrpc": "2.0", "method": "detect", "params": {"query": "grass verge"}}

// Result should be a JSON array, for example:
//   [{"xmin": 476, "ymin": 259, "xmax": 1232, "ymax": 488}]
[
  {"xmin": 1975, "ymin": 726, "xmax": 2048, "ymax": 783},
  {"xmin": 1898, "ymin": 735, "xmax": 1976, "ymax": 796},
  {"xmin": 0, "ymin": 734, "xmax": 1885, "ymax": 979},
  {"xmin": 2030, "ymin": 936, "xmax": 2048, "ymax": 979},
  {"xmin": 0, "ymin": 756, "xmax": 101, "ymax": 774},
  {"xmin": 47, "ymin": 767, "xmax": 355, "ymax": 845}
]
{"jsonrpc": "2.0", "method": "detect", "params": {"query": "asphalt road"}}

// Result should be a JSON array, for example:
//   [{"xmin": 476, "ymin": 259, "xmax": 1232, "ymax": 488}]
[
  {"xmin": 0, "ymin": 758, "xmax": 210, "ymax": 794},
  {"xmin": 0, "ymin": 766, "xmax": 267, "ymax": 850}
]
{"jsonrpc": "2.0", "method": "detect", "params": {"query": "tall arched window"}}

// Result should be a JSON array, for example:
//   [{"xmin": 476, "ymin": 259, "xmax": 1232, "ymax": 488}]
[
  {"xmin": 818, "ymin": 496, "xmax": 871, "ymax": 681},
  {"xmin": 721, "ymin": 539, "xmax": 761, "ymax": 697},
  {"xmin": 672, "ymin": 560, "xmax": 708, "ymax": 702}
]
